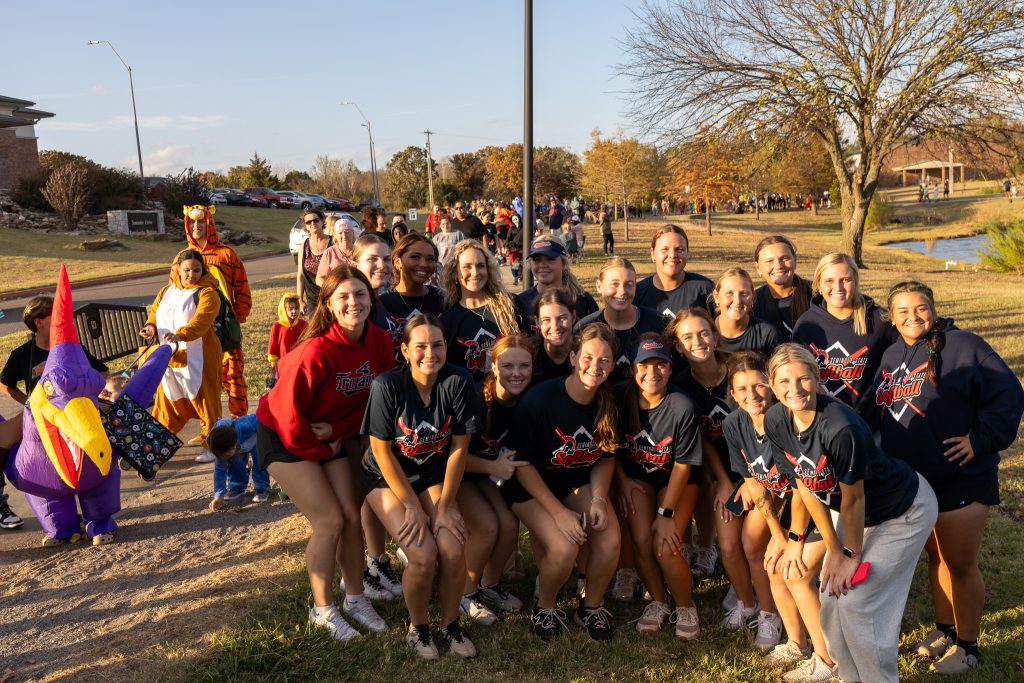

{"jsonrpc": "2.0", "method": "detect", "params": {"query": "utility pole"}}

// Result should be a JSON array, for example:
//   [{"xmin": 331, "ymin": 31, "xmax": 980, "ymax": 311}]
[
  {"xmin": 523, "ymin": 0, "xmax": 534, "ymax": 289},
  {"xmin": 424, "ymin": 129, "xmax": 435, "ymax": 210}
]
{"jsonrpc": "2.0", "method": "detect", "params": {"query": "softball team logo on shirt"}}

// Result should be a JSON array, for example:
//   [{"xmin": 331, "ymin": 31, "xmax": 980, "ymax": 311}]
[
  {"xmin": 334, "ymin": 361, "xmax": 377, "ymax": 396},
  {"xmin": 783, "ymin": 450, "xmax": 838, "ymax": 505},
  {"xmin": 395, "ymin": 415, "xmax": 453, "ymax": 464},
  {"xmin": 741, "ymin": 449, "xmax": 790, "ymax": 495},
  {"xmin": 809, "ymin": 341, "xmax": 869, "ymax": 398},
  {"xmin": 875, "ymin": 361, "xmax": 928, "ymax": 421},
  {"xmin": 549, "ymin": 426, "xmax": 603, "ymax": 468},
  {"xmin": 624, "ymin": 430, "xmax": 674, "ymax": 473},
  {"xmin": 698, "ymin": 404, "xmax": 730, "ymax": 441},
  {"xmin": 457, "ymin": 329, "xmax": 497, "ymax": 373}
]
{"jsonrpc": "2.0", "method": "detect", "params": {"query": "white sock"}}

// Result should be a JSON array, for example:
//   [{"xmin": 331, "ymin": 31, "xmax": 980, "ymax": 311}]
[
  {"xmin": 312, "ymin": 603, "xmax": 336, "ymax": 617},
  {"xmin": 344, "ymin": 595, "xmax": 364, "ymax": 608}
]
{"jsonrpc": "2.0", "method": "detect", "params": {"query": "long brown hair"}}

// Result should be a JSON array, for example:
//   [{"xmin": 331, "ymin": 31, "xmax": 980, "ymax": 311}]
[
  {"xmin": 440, "ymin": 239, "xmax": 522, "ymax": 336},
  {"xmin": 754, "ymin": 235, "xmax": 810, "ymax": 321},
  {"xmin": 664, "ymin": 306, "xmax": 730, "ymax": 365},
  {"xmin": 884, "ymin": 280, "xmax": 946, "ymax": 384},
  {"xmin": 726, "ymin": 350, "xmax": 770, "ymax": 388},
  {"xmin": 533, "ymin": 287, "xmax": 578, "ymax": 322},
  {"xmin": 623, "ymin": 331, "xmax": 669, "ymax": 435},
  {"xmin": 391, "ymin": 233, "xmax": 438, "ymax": 290},
  {"xmin": 573, "ymin": 323, "xmax": 619, "ymax": 452},
  {"xmin": 298, "ymin": 265, "xmax": 376, "ymax": 343},
  {"xmin": 812, "ymin": 252, "xmax": 867, "ymax": 335},
  {"xmin": 481, "ymin": 334, "xmax": 535, "ymax": 434}
]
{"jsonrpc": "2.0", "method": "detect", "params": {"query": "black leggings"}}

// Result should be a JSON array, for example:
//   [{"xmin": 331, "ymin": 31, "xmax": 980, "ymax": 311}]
[{"xmin": 603, "ymin": 233, "xmax": 615, "ymax": 254}]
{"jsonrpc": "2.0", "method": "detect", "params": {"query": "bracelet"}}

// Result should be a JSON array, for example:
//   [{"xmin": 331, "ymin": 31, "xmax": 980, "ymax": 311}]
[{"xmin": 591, "ymin": 496, "xmax": 609, "ymax": 506}]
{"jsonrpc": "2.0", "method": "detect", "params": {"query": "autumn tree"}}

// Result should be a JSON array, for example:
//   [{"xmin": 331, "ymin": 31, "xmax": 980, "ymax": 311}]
[
  {"xmin": 582, "ymin": 129, "xmax": 661, "ymax": 239},
  {"xmin": 481, "ymin": 144, "xmax": 580, "ymax": 201},
  {"xmin": 622, "ymin": 0, "xmax": 1024, "ymax": 266},
  {"xmin": 446, "ymin": 152, "xmax": 487, "ymax": 200},
  {"xmin": 382, "ymin": 146, "xmax": 435, "ymax": 209},
  {"xmin": 242, "ymin": 152, "xmax": 279, "ymax": 188},
  {"xmin": 282, "ymin": 170, "xmax": 314, "ymax": 191},
  {"xmin": 663, "ymin": 131, "xmax": 740, "ymax": 235}
]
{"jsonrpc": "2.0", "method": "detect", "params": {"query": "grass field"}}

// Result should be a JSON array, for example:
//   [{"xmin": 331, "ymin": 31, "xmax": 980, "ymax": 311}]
[{"xmin": 2, "ymin": 193, "xmax": 1022, "ymax": 681}]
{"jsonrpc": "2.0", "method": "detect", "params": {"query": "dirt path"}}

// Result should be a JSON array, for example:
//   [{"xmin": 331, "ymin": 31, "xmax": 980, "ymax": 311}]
[{"xmin": 0, "ymin": 405, "xmax": 308, "ymax": 683}]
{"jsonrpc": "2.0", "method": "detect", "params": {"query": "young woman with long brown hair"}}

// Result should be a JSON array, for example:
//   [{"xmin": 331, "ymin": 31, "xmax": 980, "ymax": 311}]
[
  {"xmin": 710, "ymin": 267, "xmax": 782, "ymax": 355},
  {"xmin": 752, "ymin": 235, "xmax": 812, "ymax": 341},
  {"xmin": 532, "ymin": 287, "xmax": 577, "ymax": 384},
  {"xmin": 378, "ymin": 234, "xmax": 444, "ymax": 357}
]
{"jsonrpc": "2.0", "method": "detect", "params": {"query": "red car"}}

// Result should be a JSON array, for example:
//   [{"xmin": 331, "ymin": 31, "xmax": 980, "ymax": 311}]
[
  {"xmin": 244, "ymin": 187, "xmax": 284, "ymax": 208},
  {"xmin": 326, "ymin": 197, "xmax": 356, "ymax": 211}
]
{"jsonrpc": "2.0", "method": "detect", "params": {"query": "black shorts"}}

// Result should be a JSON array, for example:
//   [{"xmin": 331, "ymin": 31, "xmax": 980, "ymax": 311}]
[
  {"xmin": 930, "ymin": 469, "xmax": 1000, "ymax": 513},
  {"xmin": 622, "ymin": 464, "xmax": 703, "ymax": 492},
  {"xmin": 362, "ymin": 464, "xmax": 445, "ymax": 496},
  {"xmin": 778, "ymin": 495, "xmax": 822, "ymax": 541},
  {"xmin": 502, "ymin": 476, "xmax": 583, "ymax": 507},
  {"xmin": 256, "ymin": 422, "xmax": 346, "ymax": 470}
]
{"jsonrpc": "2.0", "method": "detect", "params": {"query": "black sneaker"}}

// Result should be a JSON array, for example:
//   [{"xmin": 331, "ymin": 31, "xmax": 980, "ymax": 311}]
[
  {"xmin": 0, "ymin": 500, "xmax": 23, "ymax": 529},
  {"xmin": 575, "ymin": 604, "xmax": 614, "ymax": 641},
  {"xmin": 532, "ymin": 605, "xmax": 568, "ymax": 641}
]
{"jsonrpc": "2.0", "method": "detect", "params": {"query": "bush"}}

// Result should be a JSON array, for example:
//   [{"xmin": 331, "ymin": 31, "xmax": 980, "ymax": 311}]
[
  {"xmin": 979, "ymin": 220, "xmax": 1024, "ymax": 274},
  {"xmin": 977, "ymin": 184, "xmax": 1002, "ymax": 195},
  {"xmin": 152, "ymin": 167, "xmax": 210, "ymax": 214},
  {"xmin": 829, "ymin": 177, "xmax": 842, "ymax": 208},
  {"xmin": 866, "ymin": 193, "xmax": 893, "ymax": 230},
  {"xmin": 10, "ymin": 171, "xmax": 52, "ymax": 211},
  {"xmin": 42, "ymin": 163, "xmax": 90, "ymax": 230},
  {"xmin": 10, "ymin": 151, "xmax": 145, "ymax": 214}
]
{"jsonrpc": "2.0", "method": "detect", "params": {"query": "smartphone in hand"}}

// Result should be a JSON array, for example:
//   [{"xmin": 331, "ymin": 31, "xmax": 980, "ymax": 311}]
[
  {"xmin": 724, "ymin": 482, "xmax": 746, "ymax": 516},
  {"xmin": 850, "ymin": 561, "xmax": 871, "ymax": 587}
]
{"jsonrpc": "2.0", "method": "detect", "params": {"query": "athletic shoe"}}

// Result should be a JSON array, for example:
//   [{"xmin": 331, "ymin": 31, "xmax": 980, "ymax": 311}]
[
  {"xmin": 721, "ymin": 584, "xmax": 737, "ymax": 611},
  {"xmin": 479, "ymin": 582, "xmax": 524, "ymax": 612},
  {"xmin": 720, "ymin": 598, "xmax": 759, "ymax": 630},
  {"xmin": 342, "ymin": 595, "xmax": 387, "ymax": 633},
  {"xmin": 407, "ymin": 623, "xmax": 439, "ymax": 660},
  {"xmin": 195, "ymin": 449, "xmax": 215, "ymax": 463},
  {"xmin": 368, "ymin": 555, "xmax": 403, "ymax": 598},
  {"xmin": 0, "ymin": 501, "xmax": 23, "ymax": 529},
  {"xmin": 635, "ymin": 600, "xmax": 670, "ymax": 633},
  {"xmin": 441, "ymin": 620, "xmax": 478, "ymax": 658},
  {"xmin": 763, "ymin": 641, "xmax": 812, "ymax": 666},
  {"xmin": 915, "ymin": 628, "xmax": 955, "ymax": 658},
  {"xmin": 339, "ymin": 569, "xmax": 395, "ymax": 601},
  {"xmin": 532, "ymin": 605, "xmax": 568, "ymax": 641},
  {"xmin": 575, "ymin": 605, "xmax": 614, "ymax": 641},
  {"xmin": 188, "ymin": 435, "xmax": 205, "ymax": 446},
  {"xmin": 252, "ymin": 491, "xmax": 270, "ymax": 503},
  {"xmin": 460, "ymin": 592, "xmax": 499, "ymax": 625},
  {"xmin": 783, "ymin": 654, "xmax": 839, "ymax": 682},
  {"xmin": 753, "ymin": 611, "xmax": 784, "ymax": 649},
  {"xmin": 91, "ymin": 532, "xmax": 115, "ymax": 546},
  {"xmin": 930, "ymin": 645, "xmax": 979, "ymax": 675},
  {"xmin": 223, "ymin": 489, "xmax": 246, "ymax": 501},
  {"xmin": 611, "ymin": 567, "xmax": 638, "ymax": 601},
  {"xmin": 671, "ymin": 605, "xmax": 700, "ymax": 640},
  {"xmin": 691, "ymin": 546, "xmax": 718, "ymax": 578},
  {"xmin": 308, "ymin": 605, "xmax": 360, "ymax": 642}
]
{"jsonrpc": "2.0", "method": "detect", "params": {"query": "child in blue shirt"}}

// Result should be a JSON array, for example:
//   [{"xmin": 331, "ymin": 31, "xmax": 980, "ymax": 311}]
[{"xmin": 206, "ymin": 414, "xmax": 272, "ymax": 509}]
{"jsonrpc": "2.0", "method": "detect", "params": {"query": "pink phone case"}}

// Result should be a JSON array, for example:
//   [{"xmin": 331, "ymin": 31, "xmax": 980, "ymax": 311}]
[{"xmin": 850, "ymin": 561, "xmax": 871, "ymax": 587}]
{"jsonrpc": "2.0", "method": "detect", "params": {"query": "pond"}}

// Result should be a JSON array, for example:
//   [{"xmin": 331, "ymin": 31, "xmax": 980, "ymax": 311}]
[{"xmin": 886, "ymin": 233, "xmax": 989, "ymax": 264}]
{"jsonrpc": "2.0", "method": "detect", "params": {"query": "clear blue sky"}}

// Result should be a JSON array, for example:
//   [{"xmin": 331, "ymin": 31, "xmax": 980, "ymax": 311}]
[{"xmin": 6, "ymin": 0, "xmax": 640, "ymax": 177}]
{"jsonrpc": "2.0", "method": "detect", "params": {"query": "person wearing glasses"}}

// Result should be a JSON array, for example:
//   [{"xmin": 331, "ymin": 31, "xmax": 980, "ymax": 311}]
[
  {"xmin": 451, "ymin": 201, "xmax": 486, "ymax": 242},
  {"xmin": 296, "ymin": 208, "xmax": 333, "ymax": 316}
]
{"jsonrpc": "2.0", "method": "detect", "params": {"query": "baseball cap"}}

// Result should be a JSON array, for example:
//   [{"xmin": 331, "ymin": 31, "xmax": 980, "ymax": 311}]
[
  {"xmin": 634, "ymin": 339, "xmax": 672, "ymax": 364},
  {"xmin": 529, "ymin": 238, "xmax": 566, "ymax": 259}
]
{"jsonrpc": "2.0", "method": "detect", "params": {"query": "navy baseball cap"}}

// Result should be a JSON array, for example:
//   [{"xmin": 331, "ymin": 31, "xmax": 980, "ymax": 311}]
[
  {"xmin": 528, "ymin": 238, "xmax": 566, "ymax": 259},
  {"xmin": 634, "ymin": 339, "xmax": 672, "ymax": 364}
]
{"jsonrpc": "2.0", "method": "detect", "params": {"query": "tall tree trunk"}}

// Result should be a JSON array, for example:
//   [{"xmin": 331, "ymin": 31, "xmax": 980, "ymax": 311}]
[
  {"xmin": 754, "ymin": 186, "xmax": 760, "ymax": 220},
  {"xmin": 839, "ymin": 184, "xmax": 869, "ymax": 268},
  {"xmin": 705, "ymin": 193, "xmax": 711, "ymax": 236}
]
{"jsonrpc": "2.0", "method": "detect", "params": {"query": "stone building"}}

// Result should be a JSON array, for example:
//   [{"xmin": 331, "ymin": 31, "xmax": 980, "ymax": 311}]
[{"xmin": 0, "ymin": 95, "xmax": 54, "ymax": 191}]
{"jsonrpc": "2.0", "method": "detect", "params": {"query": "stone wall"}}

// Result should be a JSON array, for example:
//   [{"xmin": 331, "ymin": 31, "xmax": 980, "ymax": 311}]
[
  {"xmin": 107, "ymin": 210, "xmax": 165, "ymax": 234},
  {"xmin": 0, "ymin": 129, "xmax": 40, "ymax": 191}
]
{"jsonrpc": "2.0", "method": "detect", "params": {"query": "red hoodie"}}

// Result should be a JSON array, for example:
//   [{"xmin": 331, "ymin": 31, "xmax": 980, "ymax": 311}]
[{"xmin": 256, "ymin": 322, "xmax": 394, "ymax": 460}]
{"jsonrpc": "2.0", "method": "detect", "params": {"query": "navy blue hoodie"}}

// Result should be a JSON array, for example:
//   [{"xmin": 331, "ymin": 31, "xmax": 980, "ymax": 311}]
[
  {"xmin": 873, "ymin": 322, "xmax": 1024, "ymax": 489},
  {"xmin": 792, "ymin": 294, "xmax": 899, "ymax": 415}
]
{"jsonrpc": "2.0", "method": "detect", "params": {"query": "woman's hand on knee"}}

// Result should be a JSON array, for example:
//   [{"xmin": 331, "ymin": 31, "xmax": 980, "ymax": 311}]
[
  {"xmin": 397, "ymin": 504, "xmax": 431, "ymax": 549},
  {"xmin": 590, "ymin": 496, "xmax": 612, "ymax": 531},
  {"xmin": 555, "ymin": 506, "xmax": 587, "ymax": 546},
  {"xmin": 615, "ymin": 479, "xmax": 645, "ymax": 518},
  {"xmin": 433, "ymin": 504, "xmax": 467, "ymax": 545}
]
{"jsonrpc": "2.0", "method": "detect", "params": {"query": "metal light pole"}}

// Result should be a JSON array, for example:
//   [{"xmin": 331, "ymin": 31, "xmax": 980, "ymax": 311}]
[
  {"xmin": 88, "ymin": 40, "xmax": 145, "ymax": 188},
  {"xmin": 523, "ymin": 0, "xmax": 534, "ymax": 289},
  {"xmin": 342, "ymin": 101, "xmax": 379, "ymax": 205},
  {"xmin": 424, "ymin": 129, "xmax": 436, "ymax": 210}
]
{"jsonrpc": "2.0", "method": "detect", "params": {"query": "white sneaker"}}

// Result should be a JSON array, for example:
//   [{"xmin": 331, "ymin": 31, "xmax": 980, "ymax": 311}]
[
  {"xmin": 915, "ymin": 628, "xmax": 955, "ymax": 658},
  {"xmin": 783, "ymin": 654, "xmax": 839, "ymax": 682},
  {"xmin": 671, "ymin": 605, "xmax": 700, "ymax": 640},
  {"xmin": 930, "ymin": 644, "xmax": 979, "ymax": 675},
  {"xmin": 720, "ymin": 598, "xmax": 759, "ymax": 630},
  {"xmin": 343, "ymin": 596, "xmax": 387, "ymax": 633},
  {"xmin": 195, "ymin": 450, "xmax": 216, "ymax": 463},
  {"xmin": 611, "ymin": 567, "xmax": 638, "ymax": 601},
  {"xmin": 763, "ymin": 641, "xmax": 811, "ymax": 666},
  {"xmin": 753, "ymin": 611, "xmax": 784, "ymax": 649},
  {"xmin": 691, "ymin": 546, "xmax": 718, "ymax": 578},
  {"xmin": 721, "ymin": 584, "xmax": 737, "ymax": 611},
  {"xmin": 367, "ymin": 555, "xmax": 403, "ymax": 597},
  {"xmin": 478, "ymin": 582, "xmax": 524, "ymax": 612},
  {"xmin": 441, "ymin": 620, "xmax": 478, "ymax": 658},
  {"xmin": 460, "ymin": 592, "xmax": 499, "ymax": 625},
  {"xmin": 339, "ymin": 570, "xmax": 394, "ymax": 601},
  {"xmin": 635, "ymin": 600, "xmax": 670, "ymax": 633},
  {"xmin": 407, "ymin": 624, "xmax": 439, "ymax": 660},
  {"xmin": 308, "ymin": 604, "xmax": 360, "ymax": 642}
]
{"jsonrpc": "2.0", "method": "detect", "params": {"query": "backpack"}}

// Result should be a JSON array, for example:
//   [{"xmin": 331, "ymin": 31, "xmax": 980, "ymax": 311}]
[{"xmin": 196, "ymin": 287, "xmax": 242, "ymax": 352}]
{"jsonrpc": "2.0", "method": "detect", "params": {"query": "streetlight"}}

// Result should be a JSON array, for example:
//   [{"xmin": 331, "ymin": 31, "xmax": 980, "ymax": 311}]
[
  {"xmin": 87, "ymin": 40, "xmax": 145, "ymax": 188},
  {"xmin": 341, "ymin": 101, "xmax": 379, "ymax": 206}
]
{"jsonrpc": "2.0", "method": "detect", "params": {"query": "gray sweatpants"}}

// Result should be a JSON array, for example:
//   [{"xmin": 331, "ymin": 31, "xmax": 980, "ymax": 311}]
[{"xmin": 821, "ymin": 474, "xmax": 938, "ymax": 683}]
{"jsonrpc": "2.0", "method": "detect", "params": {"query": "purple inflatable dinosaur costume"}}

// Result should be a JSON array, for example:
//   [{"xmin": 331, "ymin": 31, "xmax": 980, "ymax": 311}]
[{"xmin": 3, "ymin": 265, "xmax": 172, "ymax": 544}]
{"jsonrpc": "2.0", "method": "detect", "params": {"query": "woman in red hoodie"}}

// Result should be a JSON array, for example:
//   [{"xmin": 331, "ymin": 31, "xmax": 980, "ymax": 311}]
[{"xmin": 256, "ymin": 265, "xmax": 394, "ymax": 643}]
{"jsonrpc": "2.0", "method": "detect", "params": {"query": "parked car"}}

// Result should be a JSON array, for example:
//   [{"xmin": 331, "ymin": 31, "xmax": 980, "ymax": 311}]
[
  {"xmin": 210, "ymin": 192, "xmax": 227, "ymax": 206},
  {"xmin": 306, "ymin": 193, "xmax": 338, "ymax": 210},
  {"xmin": 213, "ymin": 188, "xmax": 255, "ymax": 206},
  {"xmin": 277, "ymin": 191, "xmax": 324, "ymax": 211},
  {"xmin": 355, "ymin": 200, "xmax": 386, "ymax": 213},
  {"xmin": 244, "ymin": 187, "xmax": 283, "ymax": 208},
  {"xmin": 289, "ymin": 211, "xmax": 361, "ymax": 263},
  {"xmin": 326, "ymin": 197, "xmax": 356, "ymax": 211}
]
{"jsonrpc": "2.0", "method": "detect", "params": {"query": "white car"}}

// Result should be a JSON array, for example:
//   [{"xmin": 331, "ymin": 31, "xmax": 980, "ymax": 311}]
[
  {"xmin": 289, "ymin": 212, "xmax": 361, "ymax": 263},
  {"xmin": 210, "ymin": 192, "xmax": 227, "ymax": 206},
  {"xmin": 276, "ymin": 190, "xmax": 324, "ymax": 211}
]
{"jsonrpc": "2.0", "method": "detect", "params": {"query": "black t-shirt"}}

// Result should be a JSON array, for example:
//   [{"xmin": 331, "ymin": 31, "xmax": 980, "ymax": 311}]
[
  {"xmin": 1, "ymin": 337, "xmax": 108, "ymax": 396},
  {"xmin": 633, "ymin": 272, "xmax": 714, "ymax": 319},
  {"xmin": 763, "ymin": 394, "xmax": 918, "ymax": 527},
  {"xmin": 452, "ymin": 215, "xmax": 486, "ymax": 241},
  {"xmin": 378, "ymin": 286, "xmax": 446, "ymax": 360},
  {"xmin": 508, "ymin": 377, "xmax": 613, "ymax": 493},
  {"xmin": 671, "ymin": 366, "xmax": 739, "ymax": 479},
  {"xmin": 753, "ymin": 280, "xmax": 812, "ymax": 341},
  {"xmin": 516, "ymin": 286, "xmax": 599, "ymax": 333},
  {"xmin": 718, "ymin": 316, "xmax": 782, "ymax": 356},
  {"xmin": 723, "ymin": 409, "xmax": 792, "ymax": 498},
  {"xmin": 616, "ymin": 386, "xmax": 702, "ymax": 490},
  {"xmin": 439, "ymin": 299, "xmax": 525, "ymax": 383},
  {"xmin": 575, "ymin": 306, "xmax": 666, "ymax": 383},
  {"xmin": 531, "ymin": 339, "xmax": 573, "ymax": 385},
  {"xmin": 467, "ymin": 382, "xmax": 520, "ymax": 482},
  {"xmin": 361, "ymin": 363, "xmax": 479, "ymax": 487}
]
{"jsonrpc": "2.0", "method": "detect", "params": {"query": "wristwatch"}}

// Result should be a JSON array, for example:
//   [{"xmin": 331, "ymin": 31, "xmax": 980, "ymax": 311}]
[
  {"xmin": 842, "ymin": 546, "xmax": 859, "ymax": 559},
  {"xmin": 787, "ymin": 530, "xmax": 806, "ymax": 543},
  {"xmin": 657, "ymin": 506, "xmax": 674, "ymax": 518}
]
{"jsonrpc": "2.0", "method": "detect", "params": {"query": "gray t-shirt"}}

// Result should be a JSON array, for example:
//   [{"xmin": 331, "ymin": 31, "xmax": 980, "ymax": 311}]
[{"xmin": 433, "ymin": 230, "xmax": 465, "ymax": 264}]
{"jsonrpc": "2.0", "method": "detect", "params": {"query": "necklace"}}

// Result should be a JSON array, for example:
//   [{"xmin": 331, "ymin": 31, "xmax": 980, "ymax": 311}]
[{"xmin": 465, "ymin": 302, "xmax": 490, "ymax": 321}]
